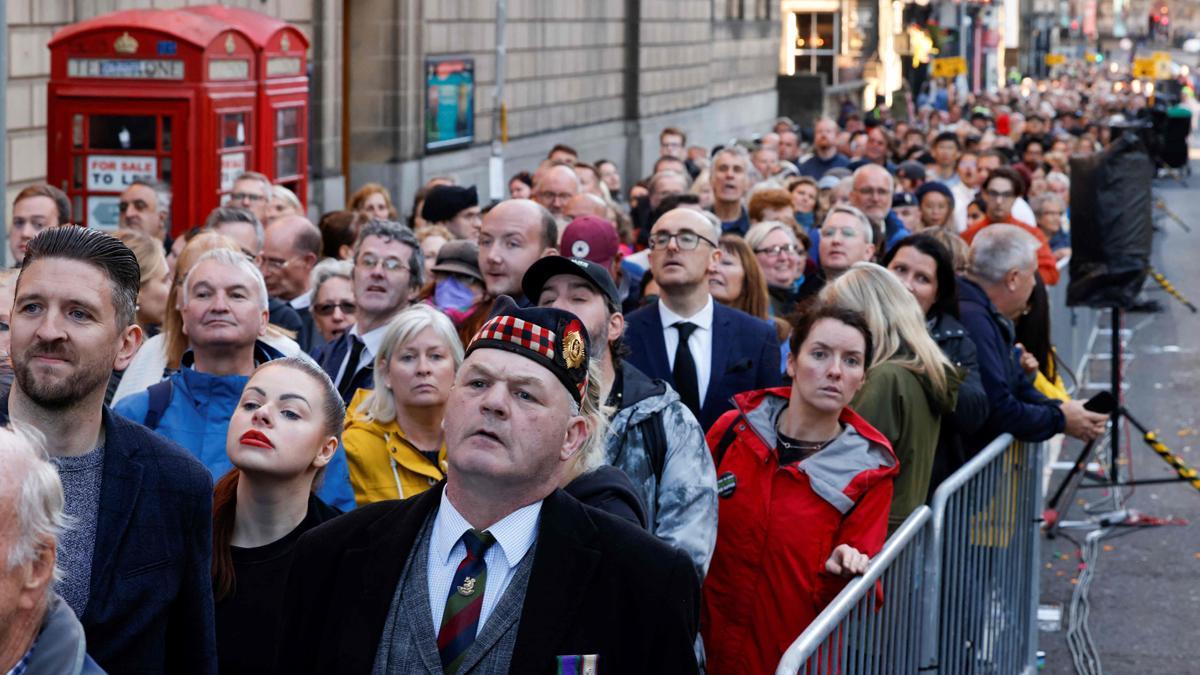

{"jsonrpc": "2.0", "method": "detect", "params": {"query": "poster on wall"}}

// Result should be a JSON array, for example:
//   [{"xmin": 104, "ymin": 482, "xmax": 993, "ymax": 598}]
[{"xmin": 424, "ymin": 56, "xmax": 475, "ymax": 152}]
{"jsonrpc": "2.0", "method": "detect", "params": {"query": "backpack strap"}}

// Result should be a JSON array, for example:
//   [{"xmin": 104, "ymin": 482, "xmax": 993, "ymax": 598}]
[
  {"xmin": 637, "ymin": 414, "xmax": 669, "ymax": 484},
  {"xmin": 142, "ymin": 379, "xmax": 174, "ymax": 431},
  {"xmin": 712, "ymin": 413, "xmax": 744, "ymax": 470}
]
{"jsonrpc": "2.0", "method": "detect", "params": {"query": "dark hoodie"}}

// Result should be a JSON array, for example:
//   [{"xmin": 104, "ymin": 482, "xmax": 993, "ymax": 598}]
[
  {"xmin": 851, "ymin": 356, "xmax": 961, "ymax": 532},
  {"xmin": 564, "ymin": 465, "xmax": 648, "ymax": 530}
]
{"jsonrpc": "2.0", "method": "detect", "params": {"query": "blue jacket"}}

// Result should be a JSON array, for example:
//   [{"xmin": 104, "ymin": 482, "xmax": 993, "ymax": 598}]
[
  {"xmin": 624, "ymin": 299, "xmax": 782, "ymax": 432},
  {"xmin": 311, "ymin": 331, "xmax": 375, "ymax": 405},
  {"xmin": 113, "ymin": 345, "xmax": 356, "ymax": 511},
  {"xmin": 957, "ymin": 277, "xmax": 1064, "ymax": 453},
  {"xmin": 0, "ymin": 397, "xmax": 216, "ymax": 674}
]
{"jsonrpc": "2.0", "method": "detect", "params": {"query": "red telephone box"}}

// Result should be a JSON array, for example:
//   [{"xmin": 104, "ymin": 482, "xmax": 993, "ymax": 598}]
[
  {"xmin": 46, "ymin": 6, "xmax": 309, "ymax": 236},
  {"xmin": 181, "ymin": 6, "xmax": 310, "ymax": 207}
]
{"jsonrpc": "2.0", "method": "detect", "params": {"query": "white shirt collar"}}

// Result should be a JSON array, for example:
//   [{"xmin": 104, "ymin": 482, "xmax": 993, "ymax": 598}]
[
  {"xmin": 432, "ymin": 489, "xmax": 542, "ymax": 569},
  {"xmin": 657, "ymin": 294, "xmax": 715, "ymax": 332},
  {"xmin": 289, "ymin": 289, "xmax": 313, "ymax": 311},
  {"xmin": 349, "ymin": 321, "xmax": 391, "ymax": 357}
]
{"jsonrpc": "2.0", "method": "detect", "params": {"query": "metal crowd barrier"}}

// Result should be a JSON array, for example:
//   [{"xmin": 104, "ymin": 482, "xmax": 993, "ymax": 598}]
[
  {"xmin": 777, "ymin": 434, "xmax": 1044, "ymax": 675},
  {"xmin": 774, "ymin": 507, "xmax": 930, "ymax": 674}
]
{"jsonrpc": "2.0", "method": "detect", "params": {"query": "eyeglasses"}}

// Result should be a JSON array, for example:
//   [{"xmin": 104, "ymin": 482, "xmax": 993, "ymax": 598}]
[
  {"xmin": 855, "ymin": 187, "xmax": 890, "ymax": 198},
  {"xmin": 118, "ymin": 200, "xmax": 151, "ymax": 212},
  {"xmin": 537, "ymin": 190, "xmax": 575, "ymax": 204},
  {"xmin": 230, "ymin": 192, "xmax": 266, "ymax": 203},
  {"xmin": 648, "ymin": 230, "xmax": 717, "ymax": 251},
  {"xmin": 257, "ymin": 254, "xmax": 303, "ymax": 271},
  {"xmin": 754, "ymin": 243, "xmax": 800, "ymax": 257},
  {"xmin": 356, "ymin": 254, "xmax": 409, "ymax": 273},
  {"xmin": 313, "ymin": 301, "xmax": 357, "ymax": 317},
  {"xmin": 985, "ymin": 189, "xmax": 1015, "ymax": 201}
]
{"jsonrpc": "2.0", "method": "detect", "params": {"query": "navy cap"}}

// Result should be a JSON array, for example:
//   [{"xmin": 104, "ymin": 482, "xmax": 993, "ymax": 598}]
[
  {"xmin": 915, "ymin": 181, "xmax": 955, "ymax": 208},
  {"xmin": 466, "ymin": 295, "xmax": 591, "ymax": 404},
  {"xmin": 522, "ymin": 255, "xmax": 621, "ymax": 309},
  {"xmin": 892, "ymin": 192, "xmax": 918, "ymax": 209}
]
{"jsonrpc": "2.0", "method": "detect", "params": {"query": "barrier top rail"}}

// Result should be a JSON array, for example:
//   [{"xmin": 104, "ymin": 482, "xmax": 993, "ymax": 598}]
[
  {"xmin": 918, "ymin": 432, "xmax": 1018, "ymax": 669},
  {"xmin": 775, "ymin": 505, "xmax": 932, "ymax": 675}
]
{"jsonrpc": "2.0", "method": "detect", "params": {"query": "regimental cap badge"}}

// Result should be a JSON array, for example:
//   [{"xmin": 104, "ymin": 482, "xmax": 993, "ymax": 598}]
[
  {"xmin": 225, "ymin": 34, "xmax": 236, "ymax": 54},
  {"xmin": 114, "ymin": 32, "xmax": 138, "ymax": 54},
  {"xmin": 563, "ymin": 327, "xmax": 586, "ymax": 370}
]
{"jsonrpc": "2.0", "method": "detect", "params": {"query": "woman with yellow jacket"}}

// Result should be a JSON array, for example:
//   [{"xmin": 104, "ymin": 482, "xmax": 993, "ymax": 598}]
[{"xmin": 343, "ymin": 304, "xmax": 464, "ymax": 505}]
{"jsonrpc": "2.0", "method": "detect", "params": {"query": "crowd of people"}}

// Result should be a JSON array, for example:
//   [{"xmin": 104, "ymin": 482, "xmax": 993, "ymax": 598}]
[{"xmin": 2, "ymin": 75, "xmax": 1146, "ymax": 675}]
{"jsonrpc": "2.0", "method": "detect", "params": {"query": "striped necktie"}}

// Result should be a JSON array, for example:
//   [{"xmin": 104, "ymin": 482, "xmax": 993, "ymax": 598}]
[{"xmin": 436, "ymin": 529, "xmax": 497, "ymax": 674}]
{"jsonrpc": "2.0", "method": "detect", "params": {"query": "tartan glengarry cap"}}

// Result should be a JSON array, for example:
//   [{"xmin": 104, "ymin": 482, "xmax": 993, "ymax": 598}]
[{"xmin": 465, "ymin": 295, "xmax": 591, "ymax": 404}]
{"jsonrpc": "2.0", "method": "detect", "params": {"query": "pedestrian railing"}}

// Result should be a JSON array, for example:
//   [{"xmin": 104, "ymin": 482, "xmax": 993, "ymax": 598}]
[
  {"xmin": 777, "ymin": 434, "xmax": 1044, "ymax": 675},
  {"xmin": 775, "ymin": 507, "xmax": 930, "ymax": 675}
]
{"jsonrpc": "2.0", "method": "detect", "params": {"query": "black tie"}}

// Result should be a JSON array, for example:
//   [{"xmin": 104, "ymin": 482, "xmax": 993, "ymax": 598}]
[
  {"xmin": 338, "ymin": 335, "xmax": 366, "ymax": 400},
  {"xmin": 672, "ymin": 321, "xmax": 700, "ymax": 416}
]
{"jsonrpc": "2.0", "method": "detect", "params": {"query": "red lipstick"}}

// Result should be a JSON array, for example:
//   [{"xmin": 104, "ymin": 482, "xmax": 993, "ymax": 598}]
[{"xmin": 239, "ymin": 429, "xmax": 274, "ymax": 449}]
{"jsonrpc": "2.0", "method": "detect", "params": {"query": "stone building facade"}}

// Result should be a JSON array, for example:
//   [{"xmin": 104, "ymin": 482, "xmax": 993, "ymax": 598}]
[{"xmin": 6, "ymin": 0, "xmax": 778, "ymax": 220}]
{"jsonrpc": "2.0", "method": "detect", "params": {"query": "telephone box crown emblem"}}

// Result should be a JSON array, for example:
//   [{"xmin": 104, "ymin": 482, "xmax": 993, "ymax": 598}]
[{"xmin": 114, "ymin": 32, "xmax": 138, "ymax": 54}]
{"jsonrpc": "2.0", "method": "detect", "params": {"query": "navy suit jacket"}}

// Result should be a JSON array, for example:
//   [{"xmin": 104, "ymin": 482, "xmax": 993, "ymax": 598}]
[
  {"xmin": 294, "ymin": 305, "xmax": 322, "ymax": 353},
  {"xmin": 624, "ymin": 299, "xmax": 781, "ymax": 431},
  {"xmin": 0, "ymin": 397, "xmax": 216, "ymax": 674},
  {"xmin": 311, "ymin": 331, "xmax": 375, "ymax": 404}
]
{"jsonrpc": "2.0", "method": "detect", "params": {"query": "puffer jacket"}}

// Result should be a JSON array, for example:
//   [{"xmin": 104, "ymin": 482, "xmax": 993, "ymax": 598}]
[
  {"xmin": 702, "ymin": 387, "xmax": 897, "ymax": 675},
  {"xmin": 605, "ymin": 362, "xmax": 717, "ymax": 577},
  {"xmin": 928, "ymin": 311, "xmax": 989, "ymax": 491},
  {"xmin": 112, "ymin": 342, "xmax": 355, "ymax": 511},
  {"xmin": 341, "ymin": 388, "xmax": 447, "ymax": 506}
]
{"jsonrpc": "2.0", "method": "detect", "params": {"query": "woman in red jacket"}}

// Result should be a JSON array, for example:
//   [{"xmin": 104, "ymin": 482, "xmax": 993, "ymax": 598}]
[{"xmin": 702, "ymin": 303, "xmax": 899, "ymax": 675}]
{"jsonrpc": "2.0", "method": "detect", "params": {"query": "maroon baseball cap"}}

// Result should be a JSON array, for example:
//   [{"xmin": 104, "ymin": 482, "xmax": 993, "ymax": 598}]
[{"xmin": 560, "ymin": 216, "xmax": 619, "ymax": 267}]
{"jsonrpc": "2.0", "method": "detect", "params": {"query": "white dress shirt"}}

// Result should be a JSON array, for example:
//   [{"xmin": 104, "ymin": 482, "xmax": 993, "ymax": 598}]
[
  {"xmin": 658, "ymin": 295, "xmax": 715, "ymax": 408},
  {"xmin": 289, "ymin": 289, "xmax": 313, "ymax": 311},
  {"xmin": 426, "ymin": 490, "xmax": 542, "ymax": 634},
  {"xmin": 333, "ymin": 322, "xmax": 390, "ymax": 386}
]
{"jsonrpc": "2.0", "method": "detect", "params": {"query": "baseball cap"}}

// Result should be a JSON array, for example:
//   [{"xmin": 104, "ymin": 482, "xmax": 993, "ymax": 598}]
[
  {"xmin": 892, "ymin": 192, "xmax": 918, "ymax": 209},
  {"xmin": 560, "ymin": 216, "xmax": 620, "ymax": 267},
  {"xmin": 896, "ymin": 161, "xmax": 926, "ymax": 182},
  {"xmin": 522, "ymin": 255, "xmax": 621, "ymax": 309}
]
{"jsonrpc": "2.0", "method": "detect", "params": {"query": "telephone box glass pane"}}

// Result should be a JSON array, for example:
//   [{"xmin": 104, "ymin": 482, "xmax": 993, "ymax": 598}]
[
  {"xmin": 73, "ymin": 155, "xmax": 84, "ymax": 189},
  {"xmin": 222, "ymin": 113, "xmax": 247, "ymax": 148},
  {"xmin": 276, "ymin": 145, "xmax": 299, "ymax": 178},
  {"xmin": 162, "ymin": 116, "xmax": 173, "ymax": 152},
  {"xmin": 88, "ymin": 115, "xmax": 156, "ymax": 150},
  {"xmin": 276, "ymin": 108, "xmax": 300, "ymax": 140},
  {"xmin": 162, "ymin": 157, "xmax": 173, "ymax": 184},
  {"xmin": 73, "ymin": 114, "xmax": 84, "ymax": 148}
]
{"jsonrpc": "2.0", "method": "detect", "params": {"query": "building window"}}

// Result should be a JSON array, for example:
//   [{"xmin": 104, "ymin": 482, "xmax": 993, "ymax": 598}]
[
  {"xmin": 792, "ymin": 12, "xmax": 839, "ymax": 82},
  {"xmin": 727, "ymin": 0, "xmax": 771, "ymax": 21}
]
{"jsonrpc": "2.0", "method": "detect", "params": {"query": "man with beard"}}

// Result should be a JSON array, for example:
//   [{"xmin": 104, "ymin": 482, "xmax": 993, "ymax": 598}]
[
  {"xmin": 0, "ymin": 227, "xmax": 215, "ymax": 673},
  {"xmin": 797, "ymin": 118, "xmax": 850, "ymax": 179},
  {"xmin": 523, "ymin": 256, "xmax": 718, "ymax": 576}
]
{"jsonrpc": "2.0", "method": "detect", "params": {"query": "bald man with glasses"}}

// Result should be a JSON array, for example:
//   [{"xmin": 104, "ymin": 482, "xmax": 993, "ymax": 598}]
[{"xmin": 623, "ymin": 208, "xmax": 780, "ymax": 430}]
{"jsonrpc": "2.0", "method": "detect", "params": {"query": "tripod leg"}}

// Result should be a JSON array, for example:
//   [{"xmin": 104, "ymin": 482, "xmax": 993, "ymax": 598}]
[
  {"xmin": 1046, "ymin": 438, "xmax": 1099, "ymax": 513},
  {"xmin": 1118, "ymin": 407, "xmax": 1200, "ymax": 494}
]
